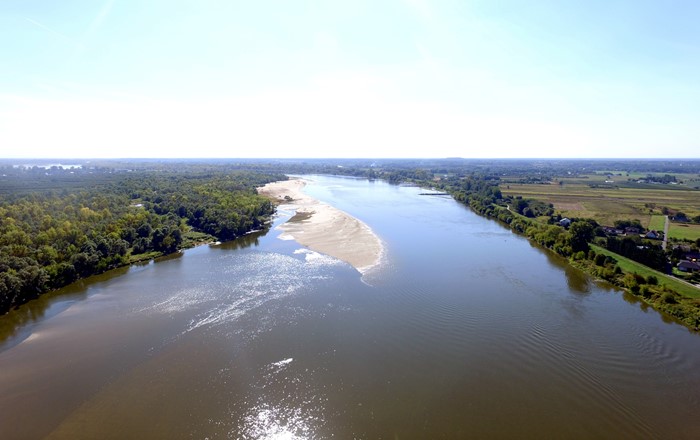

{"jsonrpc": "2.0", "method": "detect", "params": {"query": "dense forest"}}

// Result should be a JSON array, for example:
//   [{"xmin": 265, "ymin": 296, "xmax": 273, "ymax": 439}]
[{"xmin": 0, "ymin": 166, "xmax": 284, "ymax": 314}]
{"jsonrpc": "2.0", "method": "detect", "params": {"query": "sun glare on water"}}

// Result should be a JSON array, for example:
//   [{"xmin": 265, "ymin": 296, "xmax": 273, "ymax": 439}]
[
  {"xmin": 235, "ymin": 358, "xmax": 324, "ymax": 440},
  {"xmin": 244, "ymin": 407, "xmax": 312, "ymax": 440}
]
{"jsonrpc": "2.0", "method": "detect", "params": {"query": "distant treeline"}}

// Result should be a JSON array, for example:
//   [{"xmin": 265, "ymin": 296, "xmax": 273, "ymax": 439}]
[{"xmin": 0, "ymin": 169, "xmax": 284, "ymax": 314}]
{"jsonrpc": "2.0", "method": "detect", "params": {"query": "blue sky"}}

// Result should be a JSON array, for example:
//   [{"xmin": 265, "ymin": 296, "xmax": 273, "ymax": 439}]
[{"xmin": 1, "ymin": 0, "xmax": 698, "ymax": 158}]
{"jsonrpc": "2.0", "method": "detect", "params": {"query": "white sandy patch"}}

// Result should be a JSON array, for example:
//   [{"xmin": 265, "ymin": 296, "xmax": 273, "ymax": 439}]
[{"xmin": 258, "ymin": 178, "xmax": 383, "ymax": 274}]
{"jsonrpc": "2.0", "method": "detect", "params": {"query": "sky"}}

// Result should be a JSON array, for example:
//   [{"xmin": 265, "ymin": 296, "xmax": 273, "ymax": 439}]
[{"xmin": 1, "ymin": 0, "xmax": 699, "ymax": 159}]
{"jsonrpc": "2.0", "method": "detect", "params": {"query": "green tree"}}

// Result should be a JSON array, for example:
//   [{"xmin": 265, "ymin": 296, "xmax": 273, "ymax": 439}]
[{"xmin": 569, "ymin": 221, "xmax": 594, "ymax": 253}]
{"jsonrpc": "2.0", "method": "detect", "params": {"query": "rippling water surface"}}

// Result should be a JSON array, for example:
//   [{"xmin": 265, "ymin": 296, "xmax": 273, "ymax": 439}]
[{"xmin": 1, "ymin": 175, "xmax": 700, "ymax": 439}]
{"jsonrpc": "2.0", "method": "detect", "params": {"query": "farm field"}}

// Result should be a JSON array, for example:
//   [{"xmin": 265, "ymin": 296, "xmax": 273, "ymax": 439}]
[
  {"xmin": 555, "ymin": 171, "xmax": 700, "ymax": 188},
  {"xmin": 501, "ymin": 179, "xmax": 700, "ymax": 228},
  {"xmin": 669, "ymin": 222, "xmax": 700, "ymax": 241},
  {"xmin": 619, "ymin": 214, "xmax": 699, "ymax": 242},
  {"xmin": 648, "ymin": 215, "xmax": 666, "ymax": 231}
]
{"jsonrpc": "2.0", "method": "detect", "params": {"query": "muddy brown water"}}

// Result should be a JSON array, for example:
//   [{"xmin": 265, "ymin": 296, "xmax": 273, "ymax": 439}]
[{"xmin": 1, "ymin": 175, "xmax": 699, "ymax": 439}]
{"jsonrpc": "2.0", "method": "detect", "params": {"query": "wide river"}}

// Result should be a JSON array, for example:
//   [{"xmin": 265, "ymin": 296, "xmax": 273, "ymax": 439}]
[{"xmin": 1, "ymin": 175, "xmax": 700, "ymax": 439}]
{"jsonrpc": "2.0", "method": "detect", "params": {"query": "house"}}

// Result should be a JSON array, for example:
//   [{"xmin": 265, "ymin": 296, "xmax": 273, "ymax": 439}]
[
  {"xmin": 602, "ymin": 227, "xmax": 618, "ymax": 236},
  {"xmin": 684, "ymin": 252, "xmax": 700, "ymax": 262},
  {"xmin": 644, "ymin": 230, "xmax": 661, "ymax": 240},
  {"xmin": 673, "ymin": 244, "xmax": 692, "ymax": 253},
  {"xmin": 559, "ymin": 218, "xmax": 571, "ymax": 227},
  {"xmin": 601, "ymin": 226, "xmax": 627, "ymax": 236},
  {"xmin": 673, "ymin": 213, "xmax": 688, "ymax": 222},
  {"xmin": 678, "ymin": 260, "xmax": 700, "ymax": 272},
  {"xmin": 624, "ymin": 226, "xmax": 641, "ymax": 235}
]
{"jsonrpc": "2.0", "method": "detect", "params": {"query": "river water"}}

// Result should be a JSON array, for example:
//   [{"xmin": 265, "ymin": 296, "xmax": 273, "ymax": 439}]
[{"xmin": 1, "ymin": 175, "xmax": 699, "ymax": 439}]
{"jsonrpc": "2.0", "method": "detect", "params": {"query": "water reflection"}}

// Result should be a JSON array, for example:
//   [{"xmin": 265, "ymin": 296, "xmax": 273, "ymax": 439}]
[
  {"xmin": 213, "ymin": 228, "xmax": 268, "ymax": 251},
  {"xmin": 154, "ymin": 250, "xmax": 184, "ymax": 262},
  {"xmin": 236, "ymin": 358, "xmax": 324, "ymax": 440},
  {"xmin": 0, "ymin": 229, "xmax": 270, "ymax": 350},
  {"xmin": 533, "ymin": 240, "xmax": 592, "ymax": 294},
  {"xmin": 241, "ymin": 406, "xmax": 312, "ymax": 440},
  {"xmin": 563, "ymin": 264, "xmax": 591, "ymax": 294},
  {"xmin": 619, "ymin": 282, "xmax": 686, "ymax": 327},
  {"xmin": 0, "ymin": 266, "xmax": 129, "ymax": 350}
]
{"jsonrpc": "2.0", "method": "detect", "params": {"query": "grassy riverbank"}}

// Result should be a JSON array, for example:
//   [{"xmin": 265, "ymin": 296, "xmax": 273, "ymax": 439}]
[
  {"xmin": 571, "ymin": 247, "xmax": 700, "ymax": 330},
  {"xmin": 590, "ymin": 245, "xmax": 700, "ymax": 299}
]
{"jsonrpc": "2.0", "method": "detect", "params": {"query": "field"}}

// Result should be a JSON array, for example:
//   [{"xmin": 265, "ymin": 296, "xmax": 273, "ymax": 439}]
[
  {"xmin": 501, "ymin": 176, "xmax": 700, "ymax": 229},
  {"xmin": 637, "ymin": 215, "xmax": 700, "ymax": 242},
  {"xmin": 668, "ymin": 222, "xmax": 700, "ymax": 241},
  {"xmin": 648, "ymin": 215, "xmax": 666, "ymax": 231},
  {"xmin": 591, "ymin": 171, "xmax": 700, "ymax": 188}
]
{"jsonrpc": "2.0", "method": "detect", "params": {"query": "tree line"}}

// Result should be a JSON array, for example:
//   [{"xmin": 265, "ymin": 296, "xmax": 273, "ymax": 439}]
[{"xmin": 0, "ymin": 169, "xmax": 284, "ymax": 314}]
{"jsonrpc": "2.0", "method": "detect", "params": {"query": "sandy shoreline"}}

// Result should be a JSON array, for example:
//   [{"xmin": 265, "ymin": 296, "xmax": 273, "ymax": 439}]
[{"xmin": 258, "ymin": 178, "xmax": 383, "ymax": 273}]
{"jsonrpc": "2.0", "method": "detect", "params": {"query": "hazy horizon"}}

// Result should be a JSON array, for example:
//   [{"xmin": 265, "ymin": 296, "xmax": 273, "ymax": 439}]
[{"xmin": 3, "ymin": 157, "xmax": 700, "ymax": 163}]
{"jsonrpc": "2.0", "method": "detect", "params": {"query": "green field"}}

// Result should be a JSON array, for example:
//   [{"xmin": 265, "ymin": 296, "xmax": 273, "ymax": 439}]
[
  {"xmin": 668, "ymin": 223, "xmax": 700, "ymax": 241},
  {"xmin": 591, "ymin": 245, "xmax": 700, "ymax": 299},
  {"xmin": 501, "ymin": 179, "xmax": 700, "ymax": 228},
  {"xmin": 647, "ymin": 215, "xmax": 700, "ymax": 241},
  {"xmin": 648, "ymin": 215, "xmax": 666, "ymax": 231}
]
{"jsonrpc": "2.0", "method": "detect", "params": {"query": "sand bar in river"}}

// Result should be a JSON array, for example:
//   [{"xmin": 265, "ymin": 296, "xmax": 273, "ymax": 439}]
[{"xmin": 258, "ymin": 178, "xmax": 383, "ymax": 273}]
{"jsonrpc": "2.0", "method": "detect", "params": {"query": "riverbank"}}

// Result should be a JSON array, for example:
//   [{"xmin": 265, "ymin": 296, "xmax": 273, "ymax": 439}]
[
  {"xmin": 127, "ymin": 231, "xmax": 218, "ymax": 264},
  {"xmin": 448, "ymin": 187, "xmax": 700, "ymax": 331},
  {"xmin": 258, "ymin": 178, "xmax": 383, "ymax": 274}
]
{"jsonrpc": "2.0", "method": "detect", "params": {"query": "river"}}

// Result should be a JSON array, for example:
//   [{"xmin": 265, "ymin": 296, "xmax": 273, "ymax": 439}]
[{"xmin": 1, "ymin": 175, "xmax": 699, "ymax": 439}]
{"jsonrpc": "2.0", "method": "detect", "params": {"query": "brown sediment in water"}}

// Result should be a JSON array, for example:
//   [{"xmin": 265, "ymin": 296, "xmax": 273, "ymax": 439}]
[{"xmin": 258, "ymin": 178, "xmax": 383, "ymax": 273}]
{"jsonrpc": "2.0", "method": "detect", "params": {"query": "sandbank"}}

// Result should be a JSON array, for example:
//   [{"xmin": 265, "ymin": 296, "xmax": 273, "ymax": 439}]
[{"xmin": 258, "ymin": 178, "xmax": 383, "ymax": 273}]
